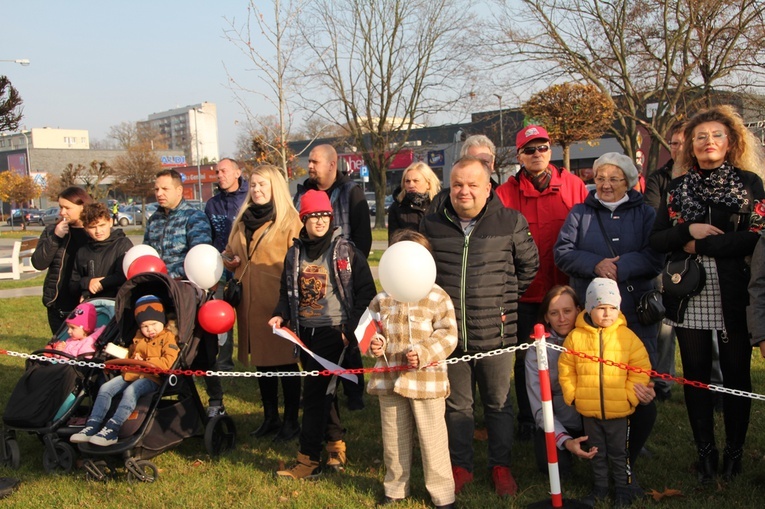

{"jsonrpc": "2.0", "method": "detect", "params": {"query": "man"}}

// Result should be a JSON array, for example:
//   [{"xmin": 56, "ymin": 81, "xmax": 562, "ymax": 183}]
[
  {"xmin": 144, "ymin": 169, "xmax": 224, "ymax": 416},
  {"xmin": 421, "ymin": 155, "xmax": 539, "ymax": 497},
  {"xmin": 204, "ymin": 158, "xmax": 248, "ymax": 372},
  {"xmin": 293, "ymin": 144, "xmax": 371, "ymax": 410},
  {"xmin": 496, "ymin": 125, "xmax": 588, "ymax": 441}
]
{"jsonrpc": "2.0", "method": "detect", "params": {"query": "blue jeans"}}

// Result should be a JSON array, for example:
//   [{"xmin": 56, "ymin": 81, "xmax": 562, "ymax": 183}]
[
  {"xmin": 89, "ymin": 376, "xmax": 158, "ymax": 430},
  {"xmin": 446, "ymin": 349, "xmax": 515, "ymax": 471}
]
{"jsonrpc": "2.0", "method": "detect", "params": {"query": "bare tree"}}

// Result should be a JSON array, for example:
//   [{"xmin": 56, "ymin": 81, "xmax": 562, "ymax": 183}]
[
  {"xmin": 0, "ymin": 76, "xmax": 23, "ymax": 132},
  {"xmin": 108, "ymin": 121, "xmax": 167, "ymax": 151},
  {"xmin": 523, "ymin": 83, "xmax": 616, "ymax": 170},
  {"xmin": 297, "ymin": 0, "xmax": 472, "ymax": 227},
  {"xmin": 46, "ymin": 163, "xmax": 86, "ymax": 200},
  {"xmin": 112, "ymin": 147, "xmax": 161, "ymax": 203},
  {"xmin": 235, "ymin": 116, "xmax": 304, "ymax": 178},
  {"xmin": 489, "ymin": 0, "xmax": 765, "ymax": 171},
  {"xmin": 79, "ymin": 160, "xmax": 114, "ymax": 200},
  {"xmin": 224, "ymin": 0, "xmax": 308, "ymax": 179}
]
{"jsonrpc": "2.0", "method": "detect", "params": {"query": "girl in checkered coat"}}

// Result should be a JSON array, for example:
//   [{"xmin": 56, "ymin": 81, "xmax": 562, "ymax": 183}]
[{"xmin": 368, "ymin": 230, "xmax": 458, "ymax": 509}]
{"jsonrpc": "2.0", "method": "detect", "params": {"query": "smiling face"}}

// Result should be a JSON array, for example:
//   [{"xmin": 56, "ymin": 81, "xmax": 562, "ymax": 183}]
[
  {"xmin": 692, "ymin": 121, "xmax": 729, "ymax": 169},
  {"xmin": 304, "ymin": 213, "xmax": 332, "ymax": 240},
  {"xmin": 544, "ymin": 293, "xmax": 579, "ymax": 337},
  {"xmin": 85, "ymin": 216, "xmax": 112, "ymax": 242},
  {"xmin": 449, "ymin": 161, "xmax": 492, "ymax": 220},
  {"xmin": 594, "ymin": 164, "xmax": 629, "ymax": 203},
  {"xmin": 58, "ymin": 197, "xmax": 84, "ymax": 226},
  {"xmin": 250, "ymin": 173, "xmax": 273, "ymax": 206}
]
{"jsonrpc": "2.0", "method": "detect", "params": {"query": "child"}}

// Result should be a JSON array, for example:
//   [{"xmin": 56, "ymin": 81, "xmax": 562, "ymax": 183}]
[
  {"xmin": 269, "ymin": 190, "xmax": 376, "ymax": 479},
  {"xmin": 70, "ymin": 202, "xmax": 133, "ymax": 300},
  {"xmin": 70, "ymin": 295, "xmax": 179, "ymax": 446},
  {"xmin": 558, "ymin": 278, "xmax": 651, "ymax": 506},
  {"xmin": 46, "ymin": 302, "xmax": 104, "ymax": 359},
  {"xmin": 367, "ymin": 230, "xmax": 458, "ymax": 509}
]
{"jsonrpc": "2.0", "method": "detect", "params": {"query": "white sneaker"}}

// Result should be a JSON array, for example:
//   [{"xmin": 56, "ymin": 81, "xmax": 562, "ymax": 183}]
[
  {"xmin": 206, "ymin": 405, "xmax": 226, "ymax": 418},
  {"xmin": 70, "ymin": 425, "xmax": 99, "ymax": 444}
]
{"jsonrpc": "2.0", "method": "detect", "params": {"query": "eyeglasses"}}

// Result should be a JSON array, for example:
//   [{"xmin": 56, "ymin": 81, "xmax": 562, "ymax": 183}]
[
  {"xmin": 594, "ymin": 177, "xmax": 626, "ymax": 186},
  {"xmin": 520, "ymin": 145, "xmax": 550, "ymax": 155},
  {"xmin": 669, "ymin": 141, "xmax": 682, "ymax": 147},
  {"xmin": 693, "ymin": 132, "xmax": 727, "ymax": 143},
  {"xmin": 305, "ymin": 212, "xmax": 332, "ymax": 221}
]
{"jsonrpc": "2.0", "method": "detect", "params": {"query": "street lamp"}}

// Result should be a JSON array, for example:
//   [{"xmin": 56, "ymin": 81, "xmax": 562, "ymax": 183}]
[
  {"xmin": 493, "ymin": 94, "xmax": 504, "ymax": 150},
  {"xmin": 0, "ymin": 59, "xmax": 30, "ymax": 66},
  {"xmin": 192, "ymin": 107, "xmax": 204, "ymax": 200}
]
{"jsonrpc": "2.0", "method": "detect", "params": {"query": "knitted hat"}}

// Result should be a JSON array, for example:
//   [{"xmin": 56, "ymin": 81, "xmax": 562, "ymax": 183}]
[
  {"xmin": 134, "ymin": 295, "xmax": 166, "ymax": 325},
  {"xmin": 585, "ymin": 278, "xmax": 621, "ymax": 313},
  {"xmin": 516, "ymin": 125, "xmax": 550, "ymax": 150},
  {"xmin": 299, "ymin": 190, "xmax": 333, "ymax": 222},
  {"xmin": 65, "ymin": 302, "xmax": 97, "ymax": 333}
]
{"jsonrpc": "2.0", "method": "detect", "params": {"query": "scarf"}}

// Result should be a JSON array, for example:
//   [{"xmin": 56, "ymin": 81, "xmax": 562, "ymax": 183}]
[
  {"xmin": 242, "ymin": 202, "xmax": 274, "ymax": 250},
  {"xmin": 523, "ymin": 167, "xmax": 552, "ymax": 192},
  {"xmin": 668, "ymin": 162, "xmax": 749, "ymax": 224},
  {"xmin": 402, "ymin": 191, "xmax": 431, "ymax": 211},
  {"xmin": 299, "ymin": 224, "xmax": 335, "ymax": 261}
]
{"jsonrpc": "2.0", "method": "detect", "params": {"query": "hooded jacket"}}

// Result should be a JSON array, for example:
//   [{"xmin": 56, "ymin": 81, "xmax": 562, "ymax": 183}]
[
  {"xmin": 69, "ymin": 228, "xmax": 133, "ymax": 299},
  {"xmin": 420, "ymin": 192, "xmax": 539, "ymax": 352},
  {"xmin": 558, "ymin": 311, "xmax": 651, "ymax": 420},
  {"xmin": 143, "ymin": 199, "xmax": 212, "ymax": 279},
  {"xmin": 204, "ymin": 176, "xmax": 249, "ymax": 252},
  {"xmin": 124, "ymin": 324, "xmax": 180, "ymax": 385},
  {"xmin": 294, "ymin": 173, "xmax": 372, "ymax": 257},
  {"xmin": 496, "ymin": 164, "xmax": 588, "ymax": 303}
]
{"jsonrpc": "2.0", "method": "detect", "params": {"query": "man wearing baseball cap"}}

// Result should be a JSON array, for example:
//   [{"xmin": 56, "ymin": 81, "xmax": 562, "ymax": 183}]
[{"xmin": 496, "ymin": 125, "xmax": 589, "ymax": 442}]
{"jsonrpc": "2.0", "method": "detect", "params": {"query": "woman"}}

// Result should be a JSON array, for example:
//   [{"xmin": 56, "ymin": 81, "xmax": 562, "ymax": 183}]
[
  {"xmin": 31, "ymin": 186, "xmax": 93, "ymax": 333},
  {"xmin": 223, "ymin": 165, "xmax": 303, "ymax": 442},
  {"xmin": 387, "ymin": 162, "xmax": 440, "ymax": 241},
  {"xmin": 650, "ymin": 105, "xmax": 765, "ymax": 483},
  {"xmin": 525, "ymin": 286, "xmax": 656, "ymax": 478}
]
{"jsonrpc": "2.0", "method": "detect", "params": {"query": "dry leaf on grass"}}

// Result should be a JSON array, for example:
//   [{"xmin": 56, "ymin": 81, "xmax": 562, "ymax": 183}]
[
  {"xmin": 648, "ymin": 488, "xmax": 683, "ymax": 501},
  {"xmin": 474, "ymin": 428, "xmax": 488, "ymax": 441},
  {"xmin": 191, "ymin": 459, "xmax": 204, "ymax": 467}
]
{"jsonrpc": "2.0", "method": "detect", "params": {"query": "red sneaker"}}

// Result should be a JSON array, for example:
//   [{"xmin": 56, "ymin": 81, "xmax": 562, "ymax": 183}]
[
  {"xmin": 452, "ymin": 466, "xmax": 473, "ymax": 494},
  {"xmin": 492, "ymin": 465, "xmax": 518, "ymax": 497}
]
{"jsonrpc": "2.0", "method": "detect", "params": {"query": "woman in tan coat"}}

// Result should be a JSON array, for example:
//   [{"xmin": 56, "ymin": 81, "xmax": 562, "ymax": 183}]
[{"xmin": 223, "ymin": 165, "xmax": 303, "ymax": 441}]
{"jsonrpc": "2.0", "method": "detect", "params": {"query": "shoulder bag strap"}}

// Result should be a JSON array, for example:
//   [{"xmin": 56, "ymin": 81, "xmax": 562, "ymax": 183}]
[{"xmin": 594, "ymin": 211, "xmax": 634, "ymax": 293}]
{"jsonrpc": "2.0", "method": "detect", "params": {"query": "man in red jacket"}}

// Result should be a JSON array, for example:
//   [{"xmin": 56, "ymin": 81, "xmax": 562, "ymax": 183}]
[{"xmin": 495, "ymin": 125, "xmax": 589, "ymax": 441}]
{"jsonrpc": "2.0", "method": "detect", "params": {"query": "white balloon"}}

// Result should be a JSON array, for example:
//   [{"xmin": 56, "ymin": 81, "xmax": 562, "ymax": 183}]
[
  {"xmin": 184, "ymin": 244, "xmax": 224, "ymax": 290},
  {"xmin": 122, "ymin": 244, "xmax": 160, "ymax": 277},
  {"xmin": 378, "ymin": 241, "xmax": 437, "ymax": 303}
]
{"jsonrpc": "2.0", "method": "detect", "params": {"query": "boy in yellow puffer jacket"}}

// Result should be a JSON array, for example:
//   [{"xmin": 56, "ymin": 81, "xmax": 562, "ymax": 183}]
[
  {"xmin": 558, "ymin": 278, "xmax": 650, "ymax": 507},
  {"xmin": 71, "ymin": 295, "xmax": 179, "ymax": 447}
]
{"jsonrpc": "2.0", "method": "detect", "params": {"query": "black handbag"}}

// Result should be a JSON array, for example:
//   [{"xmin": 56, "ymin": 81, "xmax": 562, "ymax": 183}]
[
  {"xmin": 595, "ymin": 212, "xmax": 665, "ymax": 325},
  {"xmin": 222, "ymin": 277, "xmax": 243, "ymax": 307},
  {"xmin": 662, "ymin": 255, "xmax": 706, "ymax": 299}
]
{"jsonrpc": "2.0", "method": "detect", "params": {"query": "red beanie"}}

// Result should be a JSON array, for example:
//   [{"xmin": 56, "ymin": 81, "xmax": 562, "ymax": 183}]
[{"xmin": 299, "ymin": 190, "xmax": 333, "ymax": 222}]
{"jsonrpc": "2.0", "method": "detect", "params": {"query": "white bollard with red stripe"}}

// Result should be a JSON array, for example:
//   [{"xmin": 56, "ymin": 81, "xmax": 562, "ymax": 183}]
[{"xmin": 534, "ymin": 322, "xmax": 563, "ymax": 508}]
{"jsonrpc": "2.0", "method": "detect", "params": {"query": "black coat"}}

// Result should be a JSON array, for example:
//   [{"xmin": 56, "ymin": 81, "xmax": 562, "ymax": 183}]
[
  {"xmin": 420, "ymin": 193, "xmax": 539, "ymax": 352},
  {"xmin": 387, "ymin": 194, "xmax": 431, "ymax": 242},
  {"xmin": 69, "ymin": 229, "xmax": 134, "ymax": 299},
  {"xmin": 649, "ymin": 167, "xmax": 765, "ymax": 334},
  {"xmin": 31, "ymin": 225, "xmax": 90, "ymax": 311}
]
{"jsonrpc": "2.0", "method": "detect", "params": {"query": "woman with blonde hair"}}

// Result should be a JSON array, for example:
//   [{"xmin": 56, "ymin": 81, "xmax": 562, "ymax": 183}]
[
  {"xmin": 223, "ymin": 164, "xmax": 303, "ymax": 441},
  {"xmin": 650, "ymin": 105, "xmax": 765, "ymax": 484},
  {"xmin": 387, "ymin": 162, "xmax": 441, "ymax": 241}
]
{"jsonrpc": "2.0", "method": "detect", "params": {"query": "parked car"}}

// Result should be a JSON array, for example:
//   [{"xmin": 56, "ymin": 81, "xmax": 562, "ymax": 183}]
[
  {"xmin": 6, "ymin": 208, "xmax": 41, "ymax": 226},
  {"xmin": 116, "ymin": 205, "xmax": 144, "ymax": 226},
  {"xmin": 39, "ymin": 207, "xmax": 60, "ymax": 226},
  {"xmin": 367, "ymin": 194, "xmax": 394, "ymax": 215},
  {"xmin": 142, "ymin": 202, "xmax": 159, "ymax": 223}
]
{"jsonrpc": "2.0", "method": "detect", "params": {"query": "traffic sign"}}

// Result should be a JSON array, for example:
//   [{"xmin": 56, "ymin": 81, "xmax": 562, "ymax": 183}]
[{"xmin": 360, "ymin": 166, "xmax": 369, "ymax": 177}]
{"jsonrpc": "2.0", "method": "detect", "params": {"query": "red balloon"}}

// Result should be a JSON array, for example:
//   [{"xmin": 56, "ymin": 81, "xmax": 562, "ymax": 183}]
[
  {"xmin": 127, "ymin": 255, "xmax": 168, "ymax": 279},
  {"xmin": 198, "ymin": 300, "xmax": 236, "ymax": 334}
]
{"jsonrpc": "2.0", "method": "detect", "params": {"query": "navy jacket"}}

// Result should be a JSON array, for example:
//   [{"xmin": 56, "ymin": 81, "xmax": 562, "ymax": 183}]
[{"xmin": 205, "ymin": 176, "xmax": 249, "ymax": 253}]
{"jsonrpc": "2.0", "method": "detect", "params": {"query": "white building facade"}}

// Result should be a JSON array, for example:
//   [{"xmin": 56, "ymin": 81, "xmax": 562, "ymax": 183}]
[{"xmin": 139, "ymin": 102, "xmax": 219, "ymax": 165}]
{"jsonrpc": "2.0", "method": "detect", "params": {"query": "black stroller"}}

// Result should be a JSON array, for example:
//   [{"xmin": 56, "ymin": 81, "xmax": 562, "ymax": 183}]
[
  {"xmin": 1, "ymin": 298, "xmax": 117, "ymax": 473},
  {"xmin": 76, "ymin": 272, "xmax": 236, "ymax": 482}
]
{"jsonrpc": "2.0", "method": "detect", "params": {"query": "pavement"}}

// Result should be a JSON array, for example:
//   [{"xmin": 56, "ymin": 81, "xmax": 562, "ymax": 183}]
[{"xmin": 0, "ymin": 229, "xmax": 385, "ymax": 299}]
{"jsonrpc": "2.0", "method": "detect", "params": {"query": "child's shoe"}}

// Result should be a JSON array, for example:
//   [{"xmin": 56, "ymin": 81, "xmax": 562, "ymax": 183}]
[
  {"xmin": 276, "ymin": 453, "xmax": 322, "ymax": 479},
  {"xmin": 70, "ymin": 422, "xmax": 100, "ymax": 444},
  {"xmin": 90, "ymin": 425, "xmax": 119, "ymax": 446},
  {"xmin": 325, "ymin": 440, "xmax": 347, "ymax": 472}
]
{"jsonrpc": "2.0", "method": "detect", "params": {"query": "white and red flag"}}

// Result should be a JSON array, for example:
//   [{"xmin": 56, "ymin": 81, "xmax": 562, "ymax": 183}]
[
  {"xmin": 354, "ymin": 308, "xmax": 382, "ymax": 354},
  {"xmin": 272, "ymin": 326, "xmax": 357, "ymax": 382}
]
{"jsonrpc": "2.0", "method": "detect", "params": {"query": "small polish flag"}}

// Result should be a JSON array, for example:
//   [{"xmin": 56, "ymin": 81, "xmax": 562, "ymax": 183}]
[{"xmin": 354, "ymin": 308, "xmax": 382, "ymax": 354}]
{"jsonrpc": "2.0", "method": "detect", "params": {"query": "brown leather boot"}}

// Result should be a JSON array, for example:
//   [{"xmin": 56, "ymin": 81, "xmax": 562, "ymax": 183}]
[
  {"xmin": 276, "ymin": 453, "xmax": 322, "ymax": 480},
  {"xmin": 325, "ymin": 440, "xmax": 347, "ymax": 472}
]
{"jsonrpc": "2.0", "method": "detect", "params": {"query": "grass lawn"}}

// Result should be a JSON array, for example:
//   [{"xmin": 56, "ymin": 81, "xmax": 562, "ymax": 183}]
[{"xmin": 2, "ymin": 296, "xmax": 765, "ymax": 508}]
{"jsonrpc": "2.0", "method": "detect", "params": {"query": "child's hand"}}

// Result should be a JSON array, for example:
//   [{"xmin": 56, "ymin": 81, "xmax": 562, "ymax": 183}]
[
  {"xmin": 370, "ymin": 334, "xmax": 386, "ymax": 358},
  {"xmin": 134, "ymin": 353, "xmax": 144, "ymax": 361},
  {"xmin": 268, "ymin": 316, "xmax": 283, "ymax": 328},
  {"xmin": 406, "ymin": 349, "xmax": 419, "ymax": 368}
]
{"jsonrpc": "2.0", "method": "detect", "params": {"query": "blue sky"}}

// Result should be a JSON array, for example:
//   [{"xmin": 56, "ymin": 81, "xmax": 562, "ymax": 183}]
[{"xmin": 2, "ymin": 1, "xmax": 273, "ymax": 156}]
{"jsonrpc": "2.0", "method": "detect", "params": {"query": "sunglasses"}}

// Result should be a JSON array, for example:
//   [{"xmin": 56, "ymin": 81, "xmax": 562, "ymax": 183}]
[{"xmin": 520, "ymin": 145, "xmax": 550, "ymax": 155}]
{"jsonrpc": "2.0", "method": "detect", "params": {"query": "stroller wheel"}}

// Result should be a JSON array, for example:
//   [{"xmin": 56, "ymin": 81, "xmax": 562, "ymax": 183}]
[
  {"xmin": 126, "ymin": 459, "xmax": 158, "ymax": 483},
  {"xmin": 204, "ymin": 414, "xmax": 237, "ymax": 456},
  {"xmin": 42, "ymin": 442, "xmax": 75, "ymax": 473},
  {"xmin": 2, "ymin": 438, "xmax": 21, "ymax": 470}
]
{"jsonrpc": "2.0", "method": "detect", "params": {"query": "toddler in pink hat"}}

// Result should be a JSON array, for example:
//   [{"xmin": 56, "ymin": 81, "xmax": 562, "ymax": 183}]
[{"xmin": 46, "ymin": 302, "xmax": 104, "ymax": 359}]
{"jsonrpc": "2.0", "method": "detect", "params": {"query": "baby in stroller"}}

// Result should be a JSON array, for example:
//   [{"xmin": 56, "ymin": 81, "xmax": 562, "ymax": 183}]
[
  {"xmin": 44, "ymin": 302, "xmax": 105, "ymax": 360},
  {"xmin": 71, "ymin": 295, "xmax": 179, "ymax": 446}
]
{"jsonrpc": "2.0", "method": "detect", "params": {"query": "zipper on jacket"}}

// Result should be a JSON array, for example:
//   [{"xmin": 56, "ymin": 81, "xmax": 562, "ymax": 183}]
[
  {"xmin": 499, "ymin": 306, "xmax": 504, "ymax": 339},
  {"xmin": 49, "ymin": 232, "xmax": 71, "ymax": 307},
  {"xmin": 445, "ymin": 210, "xmax": 471, "ymax": 351},
  {"xmin": 599, "ymin": 329, "xmax": 606, "ymax": 420}
]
